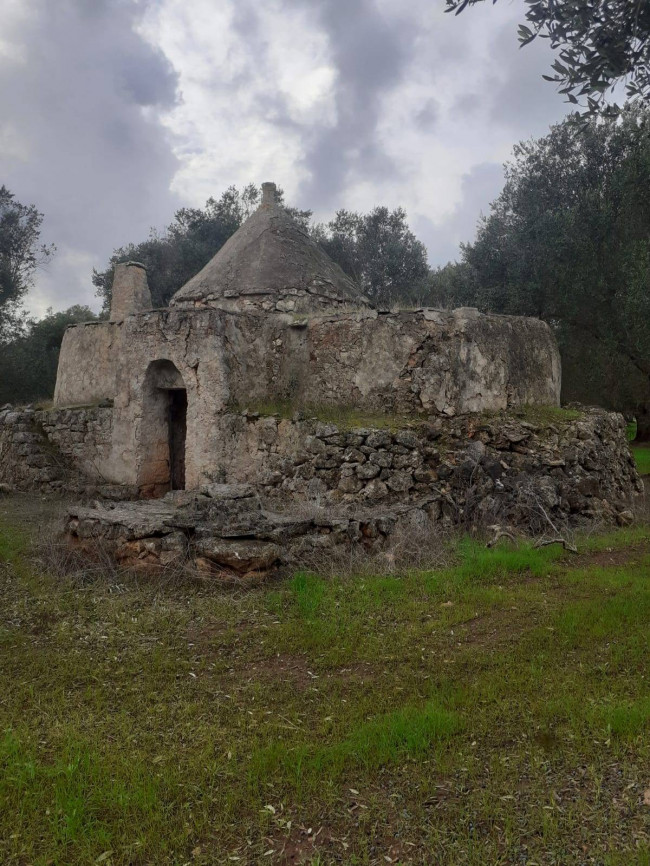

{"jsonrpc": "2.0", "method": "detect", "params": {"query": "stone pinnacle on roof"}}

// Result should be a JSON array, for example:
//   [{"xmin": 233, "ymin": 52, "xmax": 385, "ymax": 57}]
[
  {"xmin": 170, "ymin": 181, "xmax": 371, "ymax": 312},
  {"xmin": 261, "ymin": 181, "xmax": 277, "ymax": 207}
]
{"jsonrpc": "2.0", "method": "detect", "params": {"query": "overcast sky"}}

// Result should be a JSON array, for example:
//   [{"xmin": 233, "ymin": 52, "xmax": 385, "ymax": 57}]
[{"xmin": 0, "ymin": 0, "xmax": 570, "ymax": 317}]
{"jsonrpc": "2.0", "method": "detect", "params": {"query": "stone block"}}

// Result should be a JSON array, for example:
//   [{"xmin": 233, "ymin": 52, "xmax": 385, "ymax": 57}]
[
  {"xmin": 369, "ymin": 450, "xmax": 393, "ymax": 468},
  {"xmin": 361, "ymin": 479, "xmax": 388, "ymax": 500},
  {"xmin": 366, "ymin": 431, "xmax": 392, "ymax": 448},
  {"xmin": 386, "ymin": 471, "xmax": 414, "ymax": 493}
]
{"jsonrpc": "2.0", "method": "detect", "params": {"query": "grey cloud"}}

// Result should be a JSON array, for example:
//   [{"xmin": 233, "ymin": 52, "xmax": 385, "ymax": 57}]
[
  {"xmin": 487, "ymin": 21, "xmax": 568, "ymax": 135},
  {"xmin": 213, "ymin": 0, "xmax": 414, "ymax": 206},
  {"xmin": 0, "ymin": 0, "xmax": 580, "ymax": 318},
  {"xmin": 451, "ymin": 92, "xmax": 484, "ymax": 120},
  {"xmin": 287, "ymin": 0, "xmax": 417, "ymax": 207},
  {"xmin": 118, "ymin": 48, "xmax": 178, "ymax": 107},
  {"xmin": 415, "ymin": 161, "xmax": 505, "ymax": 266},
  {"xmin": 414, "ymin": 99, "xmax": 440, "ymax": 131},
  {"xmin": 0, "ymin": 0, "xmax": 180, "ymax": 311}
]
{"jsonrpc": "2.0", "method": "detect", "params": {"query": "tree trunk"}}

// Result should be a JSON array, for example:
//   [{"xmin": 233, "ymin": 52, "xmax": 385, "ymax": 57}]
[{"xmin": 635, "ymin": 402, "xmax": 650, "ymax": 442}]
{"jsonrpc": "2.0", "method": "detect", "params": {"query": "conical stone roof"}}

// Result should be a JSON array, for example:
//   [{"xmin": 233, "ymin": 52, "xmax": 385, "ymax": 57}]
[{"xmin": 170, "ymin": 182, "xmax": 370, "ymax": 314}]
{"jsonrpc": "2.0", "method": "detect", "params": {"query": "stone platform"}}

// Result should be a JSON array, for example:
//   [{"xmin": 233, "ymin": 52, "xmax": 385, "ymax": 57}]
[{"xmin": 66, "ymin": 483, "xmax": 430, "ymax": 577}]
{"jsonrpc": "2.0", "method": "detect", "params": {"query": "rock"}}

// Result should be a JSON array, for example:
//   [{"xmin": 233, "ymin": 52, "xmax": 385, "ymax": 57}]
[
  {"xmin": 361, "ymin": 479, "xmax": 389, "ymax": 500},
  {"xmin": 504, "ymin": 428, "xmax": 529, "ymax": 444},
  {"xmin": 369, "ymin": 450, "xmax": 393, "ymax": 468},
  {"xmin": 305, "ymin": 436, "xmax": 327, "ymax": 455},
  {"xmin": 464, "ymin": 440, "xmax": 486, "ymax": 461},
  {"xmin": 356, "ymin": 463, "xmax": 381, "ymax": 480},
  {"xmin": 342, "ymin": 447, "xmax": 366, "ymax": 464},
  {"xmin": 413, "ymin": 467, "xmax": 436, "ymax": 483},
  {"xmin": 536, "ymin": 476, "xmax": 559, "ymax": 508},
  {"xmin": 424, "ymin": 499, "xmax": 442, "ymax": 521},
  {"xmin": 616, "ymin": 509, "xmax": 634, "ymax": 526},
  {"xmin": 386, "ymin": 471, "xmax": 414, "ymax": 493},
  {"xmin": 577, "ymin": 476, "xmax": 601, "ymax": 498},
  {"xmin": 366, "ymin": 430, "xmax": 392, "ymax": 448},
  {"xmin": 201, "ymin": 483, "xmax": 257, "ymax": 500},
  {"xmin": 338, "ymin": 474, "xmax": 362, "ymax": 494},
  {"xmin": 314, "ymin": 423, "xmax": 339, "ymax": 438},
  {"xmin": 393, "ymin": 430, "xmax": 419, "ymax": 449},
  {"xmin": 393, "ymin": 452, "xmax": 423, "ymax": 470},
  {"xmin": 193, "ymin": 538, "xmax": 282, "ymax": 573}
]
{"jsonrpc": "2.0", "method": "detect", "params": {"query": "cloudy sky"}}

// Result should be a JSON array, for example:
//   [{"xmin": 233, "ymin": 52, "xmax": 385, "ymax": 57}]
[{"xmin": 0, "ymin": 0, "xmax": 570, "ymax": 317}]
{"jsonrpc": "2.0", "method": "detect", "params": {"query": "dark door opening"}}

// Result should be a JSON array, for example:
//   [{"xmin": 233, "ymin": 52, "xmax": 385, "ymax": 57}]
[{"xmin": 168, "ymin": 389, "xmax": 187, "ymax": 491}]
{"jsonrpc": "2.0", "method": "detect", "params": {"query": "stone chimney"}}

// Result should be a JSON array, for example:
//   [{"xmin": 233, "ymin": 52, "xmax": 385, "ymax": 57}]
[
  {"xmin": 110, "ymin": 261, "xmax": 152, "ymax": 321},
  {"xmin": 261, "ymin": 181, "xmax": 277, "ymax": 208}
]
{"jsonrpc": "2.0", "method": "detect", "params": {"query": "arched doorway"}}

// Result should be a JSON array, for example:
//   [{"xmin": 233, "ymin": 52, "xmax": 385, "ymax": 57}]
[{"xmin": 138, "ymin": 360, "xmax": 187, "ymax": 497}]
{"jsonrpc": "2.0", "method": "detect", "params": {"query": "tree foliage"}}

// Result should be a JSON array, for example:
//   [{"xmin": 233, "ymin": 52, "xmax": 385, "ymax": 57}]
[
  {"xmin": 0, "ymin": 306, "xmax": 97, "ymax": 405},
  {"xmin": 93, "ymin": 184, "xmax": 311, "ymax": 311},
  {"xmin": 313, "ymin": 206, "xmax": 430, "ymax": 308},
  {"xmin": 0, "ymin": 186, "xmax": 55, "ymax": 340},
  {"xmin": 445, "ymin": 0, "xmax": 650, "ymax": 116},
  {"xmin": 433, "ymin": 104, "xmax": 650, "ymax": 437}
]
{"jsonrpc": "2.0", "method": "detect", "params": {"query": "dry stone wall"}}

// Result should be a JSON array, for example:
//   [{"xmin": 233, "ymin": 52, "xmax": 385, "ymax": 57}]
[
  {"xmin": 65, "ymin": 403, "xmax": 643, "ymax": 578},
  {"xmin": 0, "ymin": 404, "xmax": 130, "ymax": 497},
  {"xmin": 0, "ymin": 406, "xmax": 68, "ymax": 491},
  {"xmin": 2, "ymin": 401, "xmax": 641, "ymax": 536},
  {"xmin": 66, "ymin": 485, "xmax": 436, "ymax": 577},
  {"xmin": 2, "ymin": 401, "xmax": 640, "ymax": 538},
  {"xmin": 210, "ymin": 407, "xmax": 642, "ymax": 531}
]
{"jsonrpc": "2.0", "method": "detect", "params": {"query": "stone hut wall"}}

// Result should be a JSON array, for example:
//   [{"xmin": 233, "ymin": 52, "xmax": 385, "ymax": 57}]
[
  {"xmin": 52, "ymin": 306, "xmax": 561, "ymax": 489},
  {"xmin": 0, "ymin": 405, "xmax": 115, "ymax": 494},
  {"xmin": 54, "ymin": 322, "xmax": 120, "ymax": 406},
  {"xmin": 54, "ymin": 310, "xmax": 230, "ymax": 487},
  {"xmin": 55, "ymin": 307, "xmax": 560, "ymax": 419},
  {"xmin": 221, "ymin": 307, "xmax": 561, "ymax": 417}
]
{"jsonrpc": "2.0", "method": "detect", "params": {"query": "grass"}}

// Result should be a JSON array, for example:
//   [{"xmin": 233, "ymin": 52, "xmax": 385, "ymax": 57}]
[
  {"xmin": 1, "ymin": 502, "xmax": 650, "ymax": 864},
  {"xmin": 633, "ymin": 443, "xmax": 650, "ymax": 476},
  {"xmin": 625, "ymin": 418, "xmax": 650, "ymax": 474}
]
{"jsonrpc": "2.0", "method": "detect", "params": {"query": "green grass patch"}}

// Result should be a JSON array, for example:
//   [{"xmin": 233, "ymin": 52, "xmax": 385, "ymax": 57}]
[
  {"xmin": 632, "ymin": 443, "xmax": 650, "ymax": 475},
  {"xmin": 249, "ymin": 700, "xmax": 460, "ymax": 790},
  {"xmin": 515, "ymin": 404, "xmax": 583, "ymax": 424},
  {"xmin": 481, "ymin": 404, "xmax": 583, "ymax": 428},
  {"xmin": 599, "ymin": 697, "xmax": 650, "ymax": 739},
  {"xmin": 231, "ymin": 401, "xmax": 583, "ymax": 433},
  {"xmin": 0, "ymin": 728, "xmax": 163, "ymax": 864},
  {"xmin": 450, "ymin": 536, "xmax": 562, "ymax": 580},
  {"xmin": 0, "ymin": 522, "xmax": 29, "ymax": 564},
  {"xmin": 579, "ymin": 523, "xmax": 650, "ymax": 552}
]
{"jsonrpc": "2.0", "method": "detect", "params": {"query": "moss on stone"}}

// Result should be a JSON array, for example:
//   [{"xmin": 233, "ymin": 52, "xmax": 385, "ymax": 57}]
[
  {"xmin": 231, "ymin": 400, "xmax": 421, "ymax": 431},
  {"xmin": 479, "ymin": 404, "xmax": 583, "ymax": 429}
]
